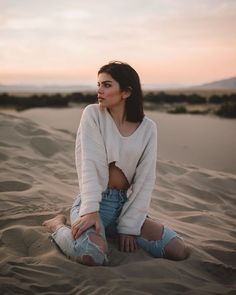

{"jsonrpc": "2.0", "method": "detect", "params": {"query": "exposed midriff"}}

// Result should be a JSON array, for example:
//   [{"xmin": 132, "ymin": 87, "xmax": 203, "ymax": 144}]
[{"xmin": 108, "ymin": 162, "xmax": 130, "ymax": 190}]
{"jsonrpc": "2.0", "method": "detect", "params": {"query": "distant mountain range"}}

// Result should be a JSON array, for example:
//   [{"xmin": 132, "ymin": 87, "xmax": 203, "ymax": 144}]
[
  {"xmin": 0, "ymin": 76, "xmax": 236, "ymax": 93},
  {"xmin": 192, "ymin": 76, "xmax": 236, "ymax": 90}
]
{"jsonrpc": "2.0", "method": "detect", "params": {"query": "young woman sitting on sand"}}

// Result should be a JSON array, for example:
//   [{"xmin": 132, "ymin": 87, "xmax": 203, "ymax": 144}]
[{"xmin": 43, "ymin": 61, "xmax": 190, "ymax": 266}]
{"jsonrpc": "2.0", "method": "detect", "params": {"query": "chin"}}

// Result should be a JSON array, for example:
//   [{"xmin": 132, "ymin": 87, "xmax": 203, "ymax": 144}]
[{"xmin": 98, "ymin": 101, "xmax": 107, "ymax": 110}]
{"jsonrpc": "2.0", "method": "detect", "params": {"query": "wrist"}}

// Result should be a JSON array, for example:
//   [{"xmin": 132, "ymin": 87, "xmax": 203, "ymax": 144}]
[
  {"xmin": 81, "ymin": 211, "xmax": 99, "ymax": 217},
  {"xmin": 79, "ymin": 201, "xmax": 99, "ymax": 217}
]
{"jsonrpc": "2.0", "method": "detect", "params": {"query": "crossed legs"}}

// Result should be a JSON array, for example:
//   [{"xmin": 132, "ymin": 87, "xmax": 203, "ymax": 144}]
[
  {"xmin": 43, "ymin": 215, "xmax": 190, "ymax": 265},
  {"xmin": 43, "ymin": 215, "xmax": 108, "ymax": 266}
]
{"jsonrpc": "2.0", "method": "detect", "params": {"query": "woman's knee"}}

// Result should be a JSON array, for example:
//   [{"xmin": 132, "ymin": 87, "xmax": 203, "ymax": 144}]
[
  {"xmin": 74, "ymin": 232, "xmax": 108, "ymax": 266},
  {"xmin": 164, "ymin": 237, "xmax": 190, "ymax": 261}
]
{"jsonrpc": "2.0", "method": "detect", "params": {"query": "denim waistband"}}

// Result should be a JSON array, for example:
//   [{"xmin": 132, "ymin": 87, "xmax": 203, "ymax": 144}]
[{"xmin": 102, "ymin": 187, "xmax": 128, "ymax": 202}]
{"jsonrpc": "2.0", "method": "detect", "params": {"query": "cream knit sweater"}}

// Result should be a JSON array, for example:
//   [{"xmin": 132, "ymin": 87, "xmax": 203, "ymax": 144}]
[{"xmin": 75, "ymin": 104, "xmax": 157, "ymax": 235}]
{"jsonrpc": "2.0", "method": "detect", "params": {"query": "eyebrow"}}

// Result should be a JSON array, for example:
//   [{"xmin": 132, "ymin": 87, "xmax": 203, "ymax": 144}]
[{"xmin": 98, "ymin": 80, "xmax": 113, "ymax": 84}]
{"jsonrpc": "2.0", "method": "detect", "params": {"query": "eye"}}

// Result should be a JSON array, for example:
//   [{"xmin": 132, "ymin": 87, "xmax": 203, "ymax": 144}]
[{"xmin": 104, "ymin": 83, "xmax": 111, "ymax": 88}]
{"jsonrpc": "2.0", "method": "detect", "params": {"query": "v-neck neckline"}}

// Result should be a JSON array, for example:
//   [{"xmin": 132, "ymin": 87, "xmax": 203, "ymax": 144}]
[{"xmin": 105, "ymin": 108, "xmax": 146, "ymax": 139}]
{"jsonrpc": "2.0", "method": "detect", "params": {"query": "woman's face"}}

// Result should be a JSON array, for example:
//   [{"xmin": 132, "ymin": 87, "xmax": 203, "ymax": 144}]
[{"xmin": 97, "ymin": 72, "xmax": 127, "ymax": 109}]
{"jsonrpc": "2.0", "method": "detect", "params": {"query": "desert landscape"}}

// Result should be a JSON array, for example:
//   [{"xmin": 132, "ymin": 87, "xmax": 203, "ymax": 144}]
[
  {"xmin": 1, "ymin": 0, "xmax": 236, "ymax": 293},
  {"xmin": 0, "ymin": 105, "xmax": 235, "ymax": 295}
]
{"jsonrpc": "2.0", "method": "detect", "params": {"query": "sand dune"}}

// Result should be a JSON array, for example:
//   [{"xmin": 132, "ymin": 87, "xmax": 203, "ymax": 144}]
[{"xmin": 0, "ymin": 112, "xmax": 236, "ymax": 295}]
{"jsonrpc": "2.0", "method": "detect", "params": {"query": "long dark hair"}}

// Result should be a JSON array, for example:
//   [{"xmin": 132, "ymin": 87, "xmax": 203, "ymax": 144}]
[{"xmin": 98, "ymin": 61, "xmax": 144, "ymax": 122}]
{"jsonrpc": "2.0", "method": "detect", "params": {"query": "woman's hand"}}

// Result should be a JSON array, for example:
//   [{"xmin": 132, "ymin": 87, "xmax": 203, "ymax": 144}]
[
  {"xmin": 119, "ymin": 234, "xmax": 138, "ymax": 252},
  {"xmin": 71, "ymin": 212, "xmax": 101, "ymax": 240}
]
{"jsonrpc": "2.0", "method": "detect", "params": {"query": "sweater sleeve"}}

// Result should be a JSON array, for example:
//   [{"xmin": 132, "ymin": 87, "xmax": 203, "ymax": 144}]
[
  {"xmin": 117, "ymin": 123, "xmax": 157, "ymax": 235},
  {"xmin": 75, "ymin": 105, "xmax": 108, "ymax": 217}
]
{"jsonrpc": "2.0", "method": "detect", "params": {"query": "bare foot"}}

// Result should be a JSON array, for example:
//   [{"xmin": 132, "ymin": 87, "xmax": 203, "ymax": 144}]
[{"xmin": 42, "ymin": 214, "xmax": 67, "ymax": 233}]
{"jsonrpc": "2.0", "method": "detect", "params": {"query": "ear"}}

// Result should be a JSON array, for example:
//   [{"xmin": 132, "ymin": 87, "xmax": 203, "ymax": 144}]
[{"xmin": 122, "ymin": 87, "xmax": 132, "ymax": 99}]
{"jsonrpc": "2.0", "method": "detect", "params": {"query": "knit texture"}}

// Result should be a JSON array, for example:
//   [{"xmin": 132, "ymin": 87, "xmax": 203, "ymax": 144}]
[{"xmin": 75, "ymin": 104, "xmax": 157, "ymax": 235}]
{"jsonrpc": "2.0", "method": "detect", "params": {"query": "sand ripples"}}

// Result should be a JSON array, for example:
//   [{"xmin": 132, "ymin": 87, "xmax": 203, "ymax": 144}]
[{"xmin": 0, "ymin": 112, "xmax": 235, "ymax": 295}]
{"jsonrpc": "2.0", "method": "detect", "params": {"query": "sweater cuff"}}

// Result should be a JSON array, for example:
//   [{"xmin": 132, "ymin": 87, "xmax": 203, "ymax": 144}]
[
  {"xmin": 79, "ymin": 201, "xmax": 100, "ymax": 217},
  {"xmin": 117, "ymin": 226, "xmax": 141, "ymax": 236}
]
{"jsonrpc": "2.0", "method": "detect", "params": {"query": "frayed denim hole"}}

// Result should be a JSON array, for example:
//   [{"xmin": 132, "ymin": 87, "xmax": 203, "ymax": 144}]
[
  {"xmin": 87, "ymin": 237, "xmax": 105, "ymax": 254},
  {"xmin": 76, "ymin": 241, "xmax": 91, "ymax": 260},
  {"xmin": 74, "ymin": 230, "xmax": 92, "ymax": 246},
  {"xmin": 87, "ymin": 236, "xmax": 107, "ymax": 264},
  {"xmin": 73, "ymin": 229, "xmax": 107, "ymax": 260}
]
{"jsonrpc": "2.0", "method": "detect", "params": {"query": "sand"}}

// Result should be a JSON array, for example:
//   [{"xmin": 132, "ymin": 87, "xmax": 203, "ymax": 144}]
[{"xmin": 0, "ymin": 110, "xmax": 236, "ymax": 295}]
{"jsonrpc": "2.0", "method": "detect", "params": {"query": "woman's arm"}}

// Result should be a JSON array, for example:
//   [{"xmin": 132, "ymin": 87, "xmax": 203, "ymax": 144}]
[
  {"xmin": 73, "ymin": 105, "xmax": 108, "ymax": 237},
  {"xmin": 75, "ymin": 105, "xmax": 108, "ymax": 217}
]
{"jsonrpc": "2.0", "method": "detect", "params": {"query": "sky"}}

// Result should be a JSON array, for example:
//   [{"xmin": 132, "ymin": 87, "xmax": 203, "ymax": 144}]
[{"xmin": 0, "ymin": 0, "xmax": 236, "ymax": 87}]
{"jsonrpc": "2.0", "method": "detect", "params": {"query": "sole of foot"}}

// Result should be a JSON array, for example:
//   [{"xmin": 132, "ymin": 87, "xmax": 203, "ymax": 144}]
[{"xmin": 42, "ymin": 214, "xmax": 67, "ymax": 233}]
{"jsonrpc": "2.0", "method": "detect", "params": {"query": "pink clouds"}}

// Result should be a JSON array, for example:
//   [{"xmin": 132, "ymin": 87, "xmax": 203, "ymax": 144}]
[{"xmin": 0, "ymin": 0, "xmax": 235, "ymax": 86}]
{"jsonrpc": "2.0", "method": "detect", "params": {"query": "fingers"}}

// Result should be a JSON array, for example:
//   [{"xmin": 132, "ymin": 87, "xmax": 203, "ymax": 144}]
[
  {"xmin": 71, "ymin": 221, "xmax": 85, "ymax": 239},
  {"xmin": 125, "ymin": 238, "xmax": 130, "ymax": 252},
  {"xmin": 74, "ymin": 224, "xmax": 87, "ymax": 239},
  {"xmin": 119, "ymin": 236, "xmax": 125, "ymax": 252},
  {"xmin": 119, "ymin": 235, "xmax": 137, "ymax": 252},
  {"xmin": 71, "ymin": 215, "xmax": 101, "ymax": 239},
  {"xmin": 71, "ymin": 224, "xmax": 77, "ymax": 238},
  {"xmin": 127, "ymin": 238, "xmax": 137, "ymax": 252},
  {"xmin": 130, "ymin": 238, "xmax": 138, "ymax": 252},
  {"xmin": 71, "ymin": 222, "xmax": 79, "ymax": 235}
]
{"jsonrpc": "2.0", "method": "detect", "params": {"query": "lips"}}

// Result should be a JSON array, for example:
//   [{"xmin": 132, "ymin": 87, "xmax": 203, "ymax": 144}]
[{"xmin": 97, "ymin": 96, "xmax": 105, "ymax": 101}]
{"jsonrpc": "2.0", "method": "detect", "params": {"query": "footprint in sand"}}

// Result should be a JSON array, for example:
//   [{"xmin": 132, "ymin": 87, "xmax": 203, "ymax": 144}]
[{"xmin": 0, "ymin": 181, "xmax": 31, "ymax": 192}]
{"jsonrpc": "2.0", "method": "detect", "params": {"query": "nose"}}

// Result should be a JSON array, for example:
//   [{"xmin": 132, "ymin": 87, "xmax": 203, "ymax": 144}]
[{"xmin": 97, "ymin": 84, "xmax": 104, "ymax": 94}]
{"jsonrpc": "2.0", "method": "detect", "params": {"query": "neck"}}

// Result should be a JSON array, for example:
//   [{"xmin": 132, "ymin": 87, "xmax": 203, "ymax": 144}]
[{"xmin": 108, "ymin": 104, "xmax": 126, "ymax": 125}]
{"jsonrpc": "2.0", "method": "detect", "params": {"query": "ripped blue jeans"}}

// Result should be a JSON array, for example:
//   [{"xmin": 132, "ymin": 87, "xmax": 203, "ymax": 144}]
[{"xmin": 51, "ymin": 188, "xmax": 181, "ymax": 265}]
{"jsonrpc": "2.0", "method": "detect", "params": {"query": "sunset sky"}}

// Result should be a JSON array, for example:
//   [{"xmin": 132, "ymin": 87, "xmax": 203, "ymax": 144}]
[{"xmin": 0, "ymin": 0, "xmax": 236, "ymax": 87}]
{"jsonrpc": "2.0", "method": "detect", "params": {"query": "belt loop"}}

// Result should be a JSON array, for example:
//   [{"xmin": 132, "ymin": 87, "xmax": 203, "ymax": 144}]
[{"xmin": 106, "ymin": 187, "xmax": 110, "ymax": 197}]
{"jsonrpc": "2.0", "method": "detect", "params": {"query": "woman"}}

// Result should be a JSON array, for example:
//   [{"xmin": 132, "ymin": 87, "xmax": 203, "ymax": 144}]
[{"xmin": 43, "ymin": 61, "xmax": 189, "ymax": 266}]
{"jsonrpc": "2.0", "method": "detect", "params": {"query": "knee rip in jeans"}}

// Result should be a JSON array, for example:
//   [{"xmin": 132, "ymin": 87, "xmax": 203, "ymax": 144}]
[
  {"xmin": 88, "ymin": 232, "xmax": 107, "ymax": 253},
  {"xmin": 76, "ymin": 232, "xmax": 108, "ymax": 266}
]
